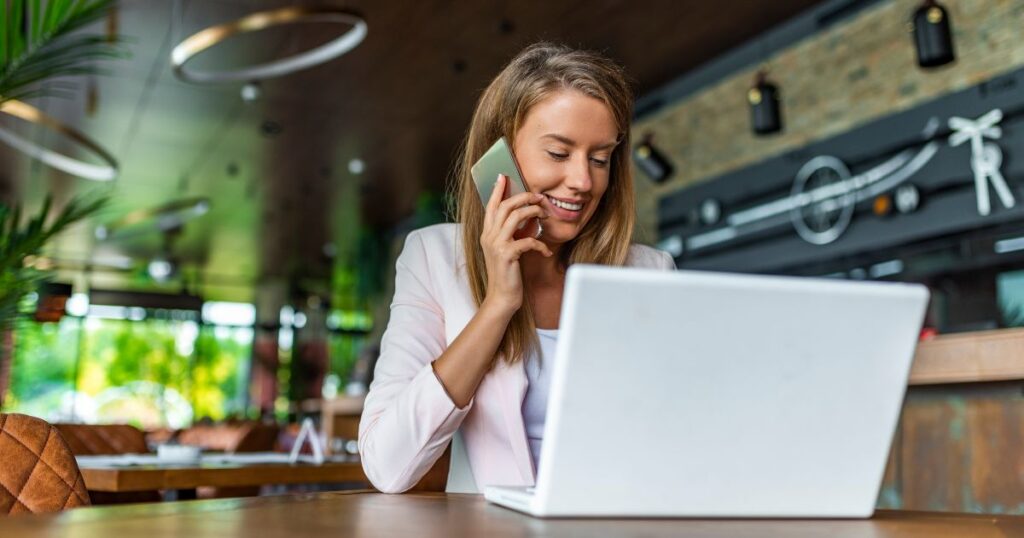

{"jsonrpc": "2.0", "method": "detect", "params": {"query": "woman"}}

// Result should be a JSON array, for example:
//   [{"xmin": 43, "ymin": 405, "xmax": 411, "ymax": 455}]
[{"xmin": 358, "ymin": 42, "xmax": 675, "ymax": 494}]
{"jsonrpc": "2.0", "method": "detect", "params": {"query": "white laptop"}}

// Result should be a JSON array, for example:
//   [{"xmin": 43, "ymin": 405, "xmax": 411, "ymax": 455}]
[{"xmin": 484, "ymin": 265, "xmax": 929, "ymax": 518}]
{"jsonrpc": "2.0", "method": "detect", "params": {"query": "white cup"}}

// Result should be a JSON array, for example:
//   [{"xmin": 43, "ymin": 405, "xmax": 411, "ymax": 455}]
[{"xmin": 157, "ymin": 444, "xmax": 202, "ymax": 464}]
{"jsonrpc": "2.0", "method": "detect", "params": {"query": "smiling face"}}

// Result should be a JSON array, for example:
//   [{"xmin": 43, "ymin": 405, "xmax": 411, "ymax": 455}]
[{"xmin": 513, "ymin": 89, "xmax": 620, "ymax": 248}]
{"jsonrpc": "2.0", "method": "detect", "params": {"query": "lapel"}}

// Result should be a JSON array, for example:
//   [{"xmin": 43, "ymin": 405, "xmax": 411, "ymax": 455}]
[
  {"xmin": 493, "ymin": 356, "xmax": 534, "ymax": 483},
  {"xmin": 450, "ymin": 251, "xmax": 535, "ymax": 484}
]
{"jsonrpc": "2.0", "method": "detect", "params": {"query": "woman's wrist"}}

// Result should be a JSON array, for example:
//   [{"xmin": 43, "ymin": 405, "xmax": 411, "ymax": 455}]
[{"xmin": 480, "ymin": 295, "xmax": 519, "ymax": 322}]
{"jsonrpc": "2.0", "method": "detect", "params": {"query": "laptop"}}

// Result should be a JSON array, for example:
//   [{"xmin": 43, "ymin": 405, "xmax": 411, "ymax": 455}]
[{"xmin": 484, "ymin": 265, "xmax": 929, "ymax": 518}]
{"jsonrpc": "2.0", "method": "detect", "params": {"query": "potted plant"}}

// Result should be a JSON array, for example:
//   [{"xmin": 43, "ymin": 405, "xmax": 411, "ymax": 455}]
[{"xmin": 0, "ymin": 0, "xmax": 126, "ymax": 405}]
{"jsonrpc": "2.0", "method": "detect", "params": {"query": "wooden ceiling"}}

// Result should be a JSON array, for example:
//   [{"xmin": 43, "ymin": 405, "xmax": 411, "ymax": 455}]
[{"xmin": 0, "ymin": 0, "xmax": 821, "ymax": 301}]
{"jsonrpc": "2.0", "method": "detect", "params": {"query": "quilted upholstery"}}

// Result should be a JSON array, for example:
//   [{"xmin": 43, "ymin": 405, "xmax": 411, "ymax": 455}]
[
  {"xmin": 0, "ymin": 414, "xmax": 91, "ymax": 516},
  {"xmin": 54, "ymin": 423, "xmax": 149, "ymax": 455}
]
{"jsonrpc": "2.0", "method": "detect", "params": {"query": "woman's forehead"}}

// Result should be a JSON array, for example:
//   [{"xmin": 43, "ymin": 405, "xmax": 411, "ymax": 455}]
[{"xmin": 519, "ymin": 90, "xmax": 618, "ymax": 145}]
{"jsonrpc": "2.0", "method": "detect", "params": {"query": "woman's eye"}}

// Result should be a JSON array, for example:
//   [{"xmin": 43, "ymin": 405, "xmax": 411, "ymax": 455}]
[
  {"xmin": 590, "ymin": 157, "xmax": 609, "ymax": 167},
  {"xmin": 546, "ymin": 151, "xmax": 569, "ymax": 161}
]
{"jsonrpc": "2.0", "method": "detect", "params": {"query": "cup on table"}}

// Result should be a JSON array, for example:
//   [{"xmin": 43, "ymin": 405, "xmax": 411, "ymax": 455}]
[{"xmin": 157, "ymin": 443, "xmax": 202, "ymax": 464}]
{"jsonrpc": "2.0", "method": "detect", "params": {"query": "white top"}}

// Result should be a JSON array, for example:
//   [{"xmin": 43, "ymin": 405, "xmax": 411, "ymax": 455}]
[{"xmin": 522, "ymin": 327, "xmax": 559, "ymax": 474}]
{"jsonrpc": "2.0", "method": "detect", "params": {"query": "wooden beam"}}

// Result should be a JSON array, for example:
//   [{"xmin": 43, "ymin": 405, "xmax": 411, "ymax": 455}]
[{"xmin": 909, "ymin": 328, "xmax": 1024, "ymax": 385}]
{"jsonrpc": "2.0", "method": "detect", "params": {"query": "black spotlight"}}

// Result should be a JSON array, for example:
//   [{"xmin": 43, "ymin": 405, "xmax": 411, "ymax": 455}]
[
  {"xmin": 749, "ymin": 69, "xmax": 782, "ymax": 136},
  {"xmin": 911, "ymin": 0, "xmax": 955, "ymax": 68},
  {"xmin": 633, "ymin": 134, "xmax": 673, "ymax": 183}
]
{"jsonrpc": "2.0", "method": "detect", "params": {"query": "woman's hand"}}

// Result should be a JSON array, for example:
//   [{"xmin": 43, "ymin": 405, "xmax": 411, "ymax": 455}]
[{"xmin": 480, "ymin": 174, "xmax": 552, "ymax": 315}]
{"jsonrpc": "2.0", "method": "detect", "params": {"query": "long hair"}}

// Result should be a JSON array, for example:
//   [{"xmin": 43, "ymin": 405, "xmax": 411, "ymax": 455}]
[{"xmin": 450, "ymin": 42, "xmax": 636, "ymax": 365}]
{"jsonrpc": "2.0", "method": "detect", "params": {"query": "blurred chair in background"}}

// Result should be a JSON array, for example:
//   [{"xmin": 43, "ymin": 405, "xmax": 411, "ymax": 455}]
[
  {"xmin": 178, "ymin": 421, "xmax": 281, "ymax": 498},
  {"xmin": 52, "ymin": 422, "xmax": 161, "ymax": 505},
  {"xmin": 54, "ymin": 423, "xmax": 149, "ymax": 455}
]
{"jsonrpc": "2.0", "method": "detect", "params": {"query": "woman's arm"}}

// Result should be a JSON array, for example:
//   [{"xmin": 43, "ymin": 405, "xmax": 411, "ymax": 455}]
[
  {"xmin": 433, "ymin": 175, "xmax": 551, "ymax": 406},
  {"xmin": 359, "ymin": 177, "xmax": 549, "ymax": 493},
  {"xmin": 358, "ymin": 229, "xmax": 467, "ymax": 493}
]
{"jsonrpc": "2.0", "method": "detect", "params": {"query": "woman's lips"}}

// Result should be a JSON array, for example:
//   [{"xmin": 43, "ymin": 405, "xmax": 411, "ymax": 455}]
[{"xmin": 543, "ymin": 194, "xmax": 584, "ymax": 222}]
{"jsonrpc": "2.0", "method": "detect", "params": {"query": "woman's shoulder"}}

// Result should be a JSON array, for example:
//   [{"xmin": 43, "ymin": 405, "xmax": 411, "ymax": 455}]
[
  {"xmin": 411, "ymin": 220, "xmax": 460, "ymax": 240},
  {"xmin": 409, "ymin": 222, "xmax": 461, "ymax": 247},
  {"xmin": 626, "ymin": 243, "xmax": 675, "ymax": 270},
  {"xmin": 403, "ymin": 223, "xmax": 466, "ymax": 271}
]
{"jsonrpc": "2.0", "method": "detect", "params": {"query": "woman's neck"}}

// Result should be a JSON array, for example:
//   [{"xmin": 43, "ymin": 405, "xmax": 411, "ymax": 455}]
[{"xmin": 520, "ymin": 248, "xmax": 564, "ymax": 287}]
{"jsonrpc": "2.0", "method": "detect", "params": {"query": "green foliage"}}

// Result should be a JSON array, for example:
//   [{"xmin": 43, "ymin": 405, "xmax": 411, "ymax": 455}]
[
  {"xmin": 1, "ymin": 0, "xmax": 127, "ymax": 103},
  {"xmin": 328, "ymin": 333, "xmax": 364, "ymax": 386},
  {"xmin": 4, "ymin": 317, "xmax": 77, "ymax": 408},
  {"xmin": 192, "ymin": 326, "xmax": 251, "ymax": 419},
  {"xmin": 0, "ymin": 194, "xmax": 108, "ymax": 329},
  {"xmin": 4, "ymin": 316, "xmax": 254, "ymax": 425}
]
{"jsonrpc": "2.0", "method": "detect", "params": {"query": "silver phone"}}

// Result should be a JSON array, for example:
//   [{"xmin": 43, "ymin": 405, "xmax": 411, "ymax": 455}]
[{"xmin": 471, "ymin": 137, "xmax": 542, "ymax": 239}]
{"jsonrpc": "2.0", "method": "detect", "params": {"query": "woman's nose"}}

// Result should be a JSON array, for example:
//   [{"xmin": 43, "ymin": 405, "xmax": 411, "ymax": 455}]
[{"xmin": 566, "ymin": 155, "xmax": 593, "ymax": 192}]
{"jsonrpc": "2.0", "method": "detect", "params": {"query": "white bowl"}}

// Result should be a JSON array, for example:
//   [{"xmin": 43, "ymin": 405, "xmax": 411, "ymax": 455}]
[{"xmin": 157, "ymin": 444, "xmax": 202, "ymax": 464}]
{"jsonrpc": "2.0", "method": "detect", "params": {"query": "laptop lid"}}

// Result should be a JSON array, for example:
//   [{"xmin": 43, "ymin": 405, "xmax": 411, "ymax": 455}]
[{"xmin": 532, "ymin": 266, "xmax": 928, "ymax": 517}]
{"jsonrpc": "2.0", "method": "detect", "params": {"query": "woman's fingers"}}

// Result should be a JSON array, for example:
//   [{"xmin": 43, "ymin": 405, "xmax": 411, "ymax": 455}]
[
  {"xmin": 509, "ymin": 237, "xmax": 554, "ymax": 258},
  {"xmin": 498, "ymin": 204, "xmax": 547, "ymax": 240},
  {"xmin": 492, "ymin": 191, "xmax": 545, "ymax": 232},
  {"xmin": 484, "ymin": 174, "xmax": 506, "ymax": 229}
]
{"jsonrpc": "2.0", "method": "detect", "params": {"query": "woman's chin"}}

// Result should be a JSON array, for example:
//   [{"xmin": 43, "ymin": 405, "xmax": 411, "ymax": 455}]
[{"xmin": 541, "ymin": 221, "xmax": 584, "ymax": 245}]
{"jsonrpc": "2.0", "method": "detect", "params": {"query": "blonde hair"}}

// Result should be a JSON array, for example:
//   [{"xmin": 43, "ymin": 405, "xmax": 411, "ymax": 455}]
[{"xmin": 450, "ymin": 42, "xmax": 636, "ymax": 365}]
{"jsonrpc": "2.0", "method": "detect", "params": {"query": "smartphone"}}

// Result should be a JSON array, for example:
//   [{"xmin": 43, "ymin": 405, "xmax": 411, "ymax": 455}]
[{"xmin": 471, "ymin": 137, "xmax": 543, "ymax": 239}]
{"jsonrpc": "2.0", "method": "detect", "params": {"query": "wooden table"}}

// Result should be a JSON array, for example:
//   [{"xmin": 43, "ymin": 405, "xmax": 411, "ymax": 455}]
[
  {"xmin": 78, "ymin": 457, "xmax": 368, "ymax": 499},
  {"xmin": 2, "ymin": 492, "xmax": 1022, "ymax": 537}
]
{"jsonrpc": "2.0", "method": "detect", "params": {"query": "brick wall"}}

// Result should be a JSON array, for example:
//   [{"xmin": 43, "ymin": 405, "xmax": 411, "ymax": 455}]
[{"xmin": 633, "ymin": 0, "xmax": 1024, "ymax": 242}]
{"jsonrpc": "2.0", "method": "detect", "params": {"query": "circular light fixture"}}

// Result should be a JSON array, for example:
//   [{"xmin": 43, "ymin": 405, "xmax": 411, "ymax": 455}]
[
  {"xmin": 170, "ymin": 6, "xmax": 368, "ymax": 84},
  {"xmin": 96, "ymin": 197, "xmax": 210, "ymax": 240},
  {"xmin": 0, "ymin": 99, "xmax": 118, "ymax": 181}
]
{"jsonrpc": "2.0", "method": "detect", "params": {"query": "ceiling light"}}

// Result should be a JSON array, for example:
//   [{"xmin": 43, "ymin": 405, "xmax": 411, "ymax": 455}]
[
  {"xmin": 0, "ymin": 100, "xmax": 118, "ymax": 181},
  {"xmin": 148, "ymin": 257, "xmax": 175, "ymax": 282},
  {"xmin": 911, "ymin": 1, "xmax": 955, "ymax": 68},
  {"xmin": 171, "ymin": 7, "xmax": 368, "ymax": 84},
  {"xmin": 241, "ymin": 81, "xmax": 262, "ymax": 102},
  {"xmin": 749, "ymin": 68, "xmax": 783, "ymax": 136},
  {"xmin": 633, "ymin": 134, "xmax": 673, "ymax": 183},
  {"xmin": 97, "ymin": 197, "xmax": 210, "ymax": 240}
]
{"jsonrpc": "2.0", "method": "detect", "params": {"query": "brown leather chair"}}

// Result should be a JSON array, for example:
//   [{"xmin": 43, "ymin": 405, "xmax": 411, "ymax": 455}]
[
  {"xmin": 0, "ymin": 413, "xmax": 91, "ymax": 516},
  {"xmin": 53, "ymin": 423, "xmax": 160, "ymax": 505}
]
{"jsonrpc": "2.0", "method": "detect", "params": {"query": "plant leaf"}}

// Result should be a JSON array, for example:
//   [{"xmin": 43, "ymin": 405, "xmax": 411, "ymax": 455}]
[{"xmin": 0, "ymin": 0, "xmax": 124, "ymax": 104}]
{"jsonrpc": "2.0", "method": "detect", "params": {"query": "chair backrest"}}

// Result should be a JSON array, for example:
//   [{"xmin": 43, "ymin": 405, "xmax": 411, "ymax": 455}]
[
  {"xmin": 53, "ymin": 423, "xmax": 149, "ymax": 455},
  {"xmin": 0, "ymin": 413, "xmax": 91, "ymax": 516},
  {"xmin": 232, "ymin": 423, "xmax": 280, "ymax": 453},
  {"xmin": 178, "ymin": 422, "xmax": 280, "ymax": 453}
]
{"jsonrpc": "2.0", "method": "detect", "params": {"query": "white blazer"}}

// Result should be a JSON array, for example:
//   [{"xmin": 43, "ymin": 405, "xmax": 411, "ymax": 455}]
[{"xmin": 358, "ymin": 223, "xmax": 675, "ymax": 493}]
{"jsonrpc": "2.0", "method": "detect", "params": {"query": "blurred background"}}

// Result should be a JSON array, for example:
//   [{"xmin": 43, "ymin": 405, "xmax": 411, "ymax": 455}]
[{"xmin": 1, "ymin": 0, "xmax": 1022, "ymax": 512}]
